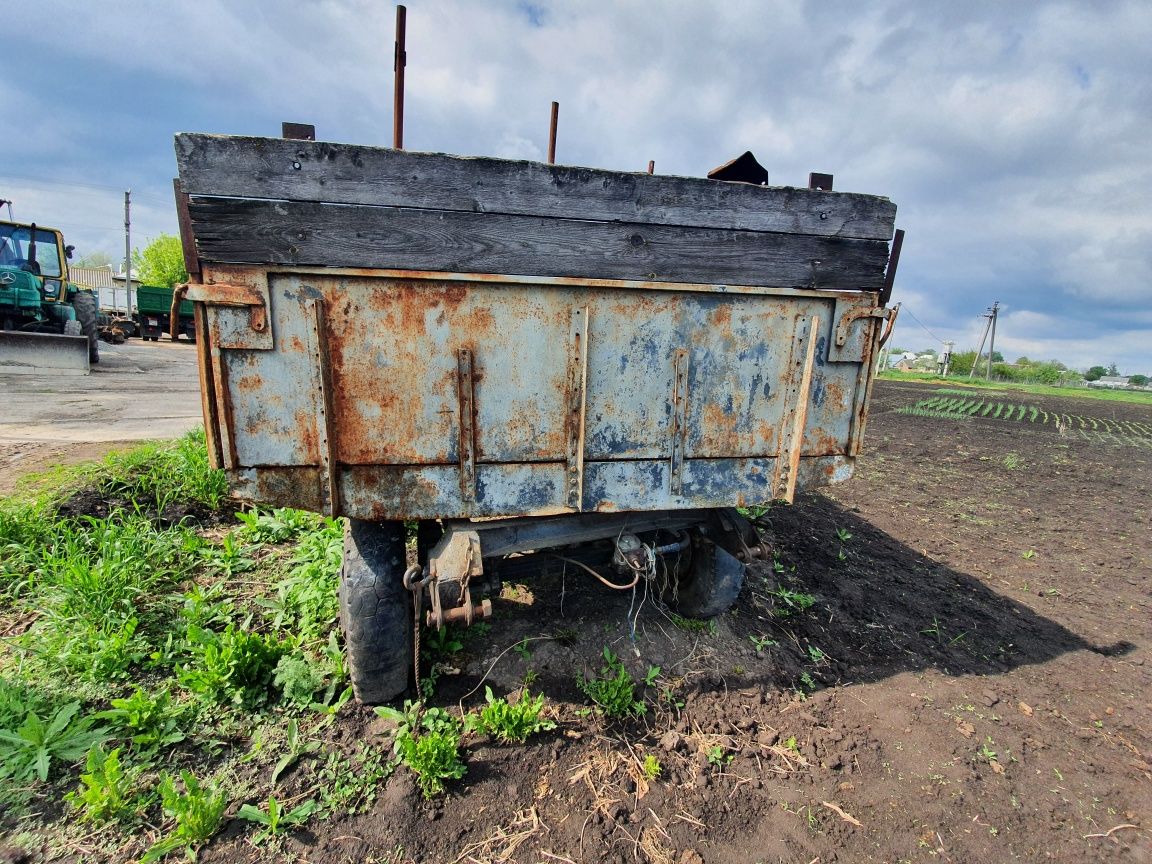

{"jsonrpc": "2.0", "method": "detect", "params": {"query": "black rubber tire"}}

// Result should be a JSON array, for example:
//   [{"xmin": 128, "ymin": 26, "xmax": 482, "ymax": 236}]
[
  {"xmin": 71, "ymin": 291, "xmax": 99, "ymax": 363},
  {"xmin": 63, "ymin": 320, "xmax": 82, "ymax": 336},
  {"xmin": 338, "ymin": 519, "xmax": 412, "ymax": 704},
  {"xmin": 415, "ymin": 520, "xmax": 443, "ymax": 563},
  {"xmin": 671, "ymin": 534, "xmax": 746, "ymax": 619}
]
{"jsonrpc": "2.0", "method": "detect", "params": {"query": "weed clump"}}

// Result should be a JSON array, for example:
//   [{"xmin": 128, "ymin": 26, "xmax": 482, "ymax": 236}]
[
  {"xmin": 464, "ymin": 686, "xmax": 556, "ymax": 743},
  {"xmin": 579, "ymin": 648, "xmax": 647, "ymax": 719},
  {"xmin": 376, "ymin": 702, "xmax": 467, "ymax": 798}
]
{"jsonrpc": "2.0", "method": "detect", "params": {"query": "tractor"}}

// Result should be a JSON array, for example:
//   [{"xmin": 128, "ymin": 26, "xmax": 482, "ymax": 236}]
[{"xmin": 0, "ymin": 219, "xmax": 99, "ymax": 366}]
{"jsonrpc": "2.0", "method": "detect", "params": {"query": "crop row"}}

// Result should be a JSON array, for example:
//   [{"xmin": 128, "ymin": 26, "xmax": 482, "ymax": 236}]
[{"xmin": 897, "ymin": 397, "xmax": 1152, "ymax": 443}]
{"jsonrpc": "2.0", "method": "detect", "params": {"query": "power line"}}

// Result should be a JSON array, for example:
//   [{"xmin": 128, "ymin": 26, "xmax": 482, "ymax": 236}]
[
  {"xmin": 0, "ymin": 174, "xmax": 167, "ymax": 208},
  {"xmin": 899, "ymin": 303, "xmax": 946, "ymax": 345},
  {"xmin": 0, "ymin": 173, "xmax": 127, "ymax": 194}
]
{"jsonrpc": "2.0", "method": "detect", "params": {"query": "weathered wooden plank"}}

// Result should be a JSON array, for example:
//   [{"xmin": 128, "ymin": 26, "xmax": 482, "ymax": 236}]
[
  {"xmin": 186, "ymin": 198, "xmax": 890, "ymax": 290},
  {"xmin": 175, "ymin": 133, "xmax": 897, "ymax": 241}
]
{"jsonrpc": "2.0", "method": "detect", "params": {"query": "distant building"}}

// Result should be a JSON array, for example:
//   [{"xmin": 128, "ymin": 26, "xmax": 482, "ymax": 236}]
[
  {"xmin": 70, "ymin": 265, "xmax": 136, "ymax": 312},
  {"xmin": 1088, "ymin": 375, "xmax": 1131, "ymax": 389}
]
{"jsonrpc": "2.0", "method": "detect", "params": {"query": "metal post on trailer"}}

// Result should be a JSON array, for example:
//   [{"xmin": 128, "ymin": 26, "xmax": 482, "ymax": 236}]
[
  {"xmin": 548, "ymin": 101, "xmax": 559, "ymax": 164},
  {"xmin": 394, "ymin": 5, "xmax": 407, "ymax": 150}
]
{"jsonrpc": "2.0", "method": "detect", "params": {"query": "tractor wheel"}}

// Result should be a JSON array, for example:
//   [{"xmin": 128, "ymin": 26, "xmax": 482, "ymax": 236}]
[
  {"xmin": 338, "ymin": 519, "xmax": 412, "ymax": 704},
  {"xmin": 71, "ymin": 291, "xmax": 99, "ymax": 364},
  {"xmin": 63, "ymin": 320, "xmax": 82, "ymax": 336},
  {"xmin": 668, "ymin": 531, "xmax": 747, "ymax": 620}
]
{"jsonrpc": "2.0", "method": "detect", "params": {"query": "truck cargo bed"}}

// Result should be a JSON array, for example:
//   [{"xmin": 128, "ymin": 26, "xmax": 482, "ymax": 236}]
[{"xmin": 174, "ymin": 134, "xmax": 898, "ymax": 520}]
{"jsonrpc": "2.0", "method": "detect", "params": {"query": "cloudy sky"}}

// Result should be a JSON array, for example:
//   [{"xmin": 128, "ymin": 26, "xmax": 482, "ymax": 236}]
[{"xmin": 3, "ymin": 0, "xmax": 1150, "ymax": 373}]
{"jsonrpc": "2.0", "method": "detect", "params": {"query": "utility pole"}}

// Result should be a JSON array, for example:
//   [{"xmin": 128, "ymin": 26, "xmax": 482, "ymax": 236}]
[
  {"xmin": 969, "ymin": 307, "xmax": 993, "ymax": 380},
  {"xmin": 124, "ymin": 190, "xmax": 132, "ymax": 315},
  {"xmin": 985, "ymin": 301, "xmax": 1000, "ymax": 380}
]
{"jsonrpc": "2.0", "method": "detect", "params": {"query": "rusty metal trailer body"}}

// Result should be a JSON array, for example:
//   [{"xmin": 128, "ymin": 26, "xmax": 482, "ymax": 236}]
[{"xmin": 174, "ymin": 132, "xmax": 898, "ymax": 702}]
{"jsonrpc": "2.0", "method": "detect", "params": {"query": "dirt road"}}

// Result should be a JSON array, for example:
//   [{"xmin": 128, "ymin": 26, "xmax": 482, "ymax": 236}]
[{"xmin": 0, "ymin": 338, "xmax": 201, "ymax": 493}]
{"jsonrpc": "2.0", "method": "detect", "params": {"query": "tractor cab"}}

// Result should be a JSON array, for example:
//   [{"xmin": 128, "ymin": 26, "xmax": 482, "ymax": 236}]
[{"xmin": 0, "ymin": 220, "xmax": 77, "ymax": 331}]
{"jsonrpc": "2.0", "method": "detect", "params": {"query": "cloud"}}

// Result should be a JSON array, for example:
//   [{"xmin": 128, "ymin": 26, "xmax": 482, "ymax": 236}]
[{"xmin": 1, "ymin": 0, "xmax": 1149, "ymax": 373}]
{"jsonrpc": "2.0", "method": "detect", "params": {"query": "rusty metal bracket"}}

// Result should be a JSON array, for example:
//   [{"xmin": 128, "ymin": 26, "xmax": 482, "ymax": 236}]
[
  {"xmin": 185, "ymin": 278, "xmax": 273, "ymax": 350},
  {"xmin": 877, "ymin": 302, "xmax": 900, "ymax": 348},
  {"xmin": 828, "ymin": 298, "xmax": 890, "ymax": 364},
  {"xmin": 427, "ymin": 528, "xmax": 489, "ymax": 628},
  {"xmin": 169, "ymin": 283, "xmax": 190, "ymax": 342},
  {"xmin": 835, "ymin": 306, "xmax": 888, "ymax": 347},
  {"xmin": 669, "ymin": 348, "xmax": 690, "ymax": 495}
]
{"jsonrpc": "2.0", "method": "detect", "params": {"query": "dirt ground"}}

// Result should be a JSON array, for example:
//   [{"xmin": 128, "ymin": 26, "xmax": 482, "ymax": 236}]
[
  {"xmin": 198, "ymin": 379, "xmax": 1149, "ymax": 864},
  {"xmin": 3, "ymin": 378, "xmax": 1148, "ymax": 863},
  {"xmin": 0, "ymin": 338, "xmax": 202, "ymax": 495}
]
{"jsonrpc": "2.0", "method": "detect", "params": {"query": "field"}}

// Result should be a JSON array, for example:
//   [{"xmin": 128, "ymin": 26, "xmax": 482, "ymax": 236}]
[{"xmin": 0, "ymin": 379, "xmax": 1149, "ymax": 863}]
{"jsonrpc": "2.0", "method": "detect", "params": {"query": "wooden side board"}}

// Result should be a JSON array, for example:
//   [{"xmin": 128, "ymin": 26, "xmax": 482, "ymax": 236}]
[
  {"xmin": 175, "ymin": 134, "xmax": 897, "ymax": 242},
  {"xmin": 186, "ymin": 197, "xmax": 891, "ymax": 289}
]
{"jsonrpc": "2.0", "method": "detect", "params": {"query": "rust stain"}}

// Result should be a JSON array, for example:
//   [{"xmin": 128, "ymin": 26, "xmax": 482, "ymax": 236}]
[
  {"xmin": 470, "ymin": 305, "xmax": 496, "ymax": 333},
  {"xmin": 294, "ymin": 409, "xmax": 320, "ymax": 462},
  {"xmin": 823, "ymin": 378, "xmax": 846, "ymax": 407},
  {"xmin": 804, "ymin": 430, "xmax": 841, "ymax": 456},
  {"xmin": 234, "ymin": 373, "xmax": 265, "ymax": 393},
  {"xmin": 323, "ymin": 278, "xmax": 457, "ymax": 465},
  {"xmin": 700, "ymin": 400, "xmax": 741, "ymax": 453}
]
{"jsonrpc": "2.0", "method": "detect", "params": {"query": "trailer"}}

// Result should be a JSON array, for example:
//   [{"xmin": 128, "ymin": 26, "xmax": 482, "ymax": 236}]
[{"xmin": 174, "ymin": 132, "xmax": 900, "ymax": 703}]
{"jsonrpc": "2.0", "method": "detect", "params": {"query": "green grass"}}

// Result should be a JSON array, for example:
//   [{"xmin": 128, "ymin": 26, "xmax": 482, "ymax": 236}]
[
  {"xmin": 94, "ymin": 429, "xmax": 229, "ymax": 511},
  {"xmin": 1, "ymin": 430, "xmax": 580, "ymax": 856},
  {"xmin": 0, "ymin": 432, "xmax": 351, "ymax": 857}
]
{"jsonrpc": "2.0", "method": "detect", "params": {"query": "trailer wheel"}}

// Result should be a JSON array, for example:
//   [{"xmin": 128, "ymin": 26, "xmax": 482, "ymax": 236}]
[
  {"xmin": 670, "ymin": 534, "xmax": 746, "ymax": 619},
  {"xmin": 339, "ymin": 518, "xmax": 412, "ymax": 704},
  {"xmin": 71, "ymin": 291, "xmax": 99, "ymax": 364}
]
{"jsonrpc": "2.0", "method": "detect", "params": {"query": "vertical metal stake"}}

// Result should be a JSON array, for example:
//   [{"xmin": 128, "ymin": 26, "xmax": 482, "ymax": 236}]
[
  {"xmin": 457, "ymin": 348, "xmax": 477, "ymax": 502},
  {"xmin": 307, "ymin": 297, "xmax": 339, "ymax": 516},
  {"xmin": 394, "ymin": 5, "xmax": 407, "ymax": 149},
  {"xmin": 773, "ymin": 317, "xmax": 820, "ymax": 502},
  {"xmin": 564, "ymin": 307, "xmax": 589, "ymax": 510},
  {"xmin": 547, "ymin": 101, "xmax": 559, "ymax": 164},
  {"xmin": 669, "ymin": 349, "xmax": 690, "ymax": 495}
]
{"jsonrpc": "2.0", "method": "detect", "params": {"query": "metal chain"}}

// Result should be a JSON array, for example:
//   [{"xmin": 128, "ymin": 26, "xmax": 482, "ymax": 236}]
[{"xmin": 402, "ymin": 565, "xmax": 428, "ymax": 695}]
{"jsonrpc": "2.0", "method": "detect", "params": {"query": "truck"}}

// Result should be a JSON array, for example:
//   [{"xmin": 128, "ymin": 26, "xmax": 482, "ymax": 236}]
[
  {"xmin": 135, "ymin": 283, "xmax": 195, "ymax": 341},
  {"xmin": 174, "ymin": 131, "xmax": 900, "ymax": 703},
  {"xmin": 0, "ymin": 219, "xmax": 99, "ymax": 373}
]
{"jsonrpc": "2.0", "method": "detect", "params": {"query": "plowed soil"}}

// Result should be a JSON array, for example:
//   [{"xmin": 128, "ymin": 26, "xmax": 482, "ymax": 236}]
[{"xmin": 51, "ymin": 378, "xmax": 1152, "ymax": 864}]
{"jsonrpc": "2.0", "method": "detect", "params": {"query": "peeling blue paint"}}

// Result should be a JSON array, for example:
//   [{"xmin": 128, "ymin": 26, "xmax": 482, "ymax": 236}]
[{"xmin": 811, "ymin": 374, "xmax": 827, "ymax": 408}]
